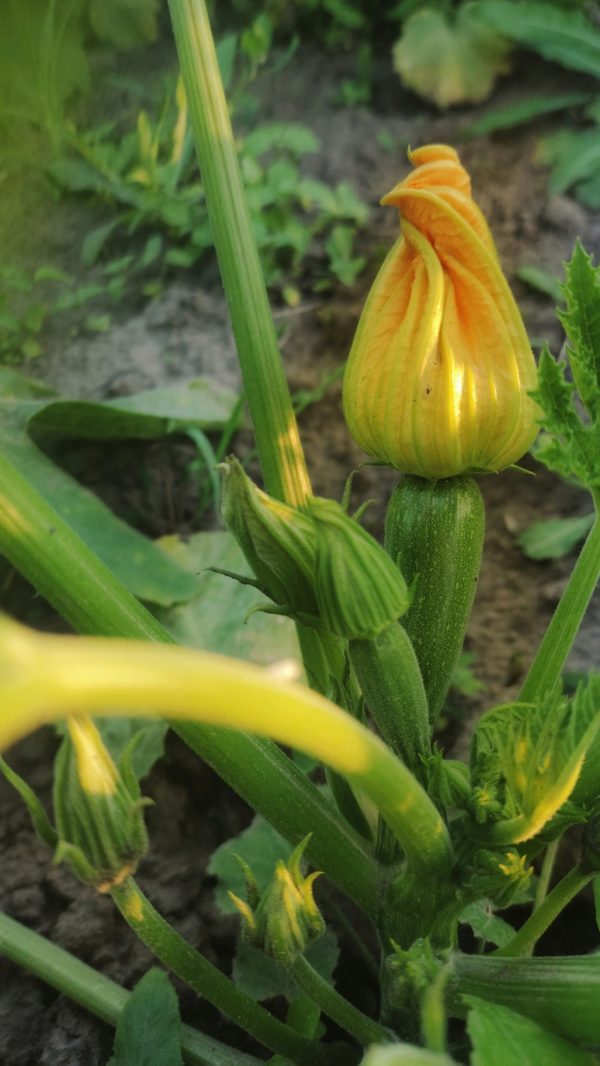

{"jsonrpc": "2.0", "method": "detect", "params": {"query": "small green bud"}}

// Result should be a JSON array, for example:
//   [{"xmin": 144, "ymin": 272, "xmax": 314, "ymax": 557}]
[
  {"xmin": 229, "ymin": 835, "xmax": 325, "ymax": 965},
  {"xmin": 307, "ymin": 497, "xmax": 410, "ymax": 640},
  {"xmin": 221, "ymin": 458, "xmax": 318, "ymax": 613},
  {"xmin": 382, "ymin": 938, "xmax": 449, "ymax": 1043},
  {"xmin": 53, "ymin": 716, "xmax": 149, "ymax": 893},
  {"xmin": 426, "ymin": 750, "xmax": 471, "ymax": 809},
  {"xmin": 466, "ymin": 848, "xmax": 533, "ymax": 907}
]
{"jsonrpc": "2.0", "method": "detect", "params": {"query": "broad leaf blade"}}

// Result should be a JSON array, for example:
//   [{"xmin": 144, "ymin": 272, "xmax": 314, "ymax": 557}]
[
  {"xmin": 478, "ymin": 1, "xmax": 600, "ymax": 79},
  {"xmin": 208, "ymin": 816, "xmax": 293, "ymax": 916},
  {"xmin": 466, "ymin": 93, "xmax": 590, "ymax": 138},
  {"xmin": 108, "ymin": 969, "xmax": 183, "ymax": 1066},
  {"xmin": 154, "ymin": 531, "xmax": 300, "ymax": 664},
  {"xmin": 466, "ymin": 996, "xmax": 596, "ymax": 1066},
  {"xmin": 29, "ymin": 379, "xmax": 240, "ymax": 439},
  {"xmin": 459, "ymin": 900, "xmax": 515, "ymax": 948},
  {"xmin": 560, "ymin": 242, "xmax": 600, "ymax": 418},
  {"xmin": 517, "ymin": 514, "xmax": 594, "ymax": 560},
  {"xmin": 393, "ymin": 5, "xmax": 510, "ymax": 109},
  {"xmin": 0, "ymin": 369, "xmax": 243, "ymax": 606}
]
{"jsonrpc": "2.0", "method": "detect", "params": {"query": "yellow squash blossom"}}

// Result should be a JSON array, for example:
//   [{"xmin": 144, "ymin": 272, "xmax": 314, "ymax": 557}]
[{"xmin": 343, "ymin": 144, "xmax": 539, "ymax": 478}]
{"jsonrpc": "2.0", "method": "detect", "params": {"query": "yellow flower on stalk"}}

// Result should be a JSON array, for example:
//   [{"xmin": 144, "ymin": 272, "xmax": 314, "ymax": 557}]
[{"xmin": 343, "ymin": 144, "xmax": 539, "ymax": 478}]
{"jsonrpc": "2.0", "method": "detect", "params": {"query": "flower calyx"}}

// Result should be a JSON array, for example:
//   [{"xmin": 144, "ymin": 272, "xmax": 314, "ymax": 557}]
[
  {"xmin": 53, "ymin": 715, "xmax": 150, "ymax": 892},
  {"xmin": 220, "ymin": 458, "xmax": 318, "ymax": 615},
  {"xmin": 307, "ymin": 496, "xmax": 410, "ymax": 641}
]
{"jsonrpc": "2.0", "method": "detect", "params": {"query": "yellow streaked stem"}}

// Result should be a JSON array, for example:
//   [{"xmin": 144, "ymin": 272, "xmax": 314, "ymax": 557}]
[{"xmin": 0, "ymin": 617, "xmax": 452, "ymax": 878}]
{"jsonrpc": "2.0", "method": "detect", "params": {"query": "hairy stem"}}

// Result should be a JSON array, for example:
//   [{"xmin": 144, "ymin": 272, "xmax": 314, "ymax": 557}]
[
  {"xmin": 288, "ymin": 952, "xmax": 392, "ymax": 1047},
  {"xmin": 520, "ymin": 499, "xmax": 600, "ymax": 702},
  {"xmin": 167, "ymin": 0, "xmax": 310, "ymax": 506},
  {"xmin": 111, "ymin": 880, "xmax": 342, "ymax": 1066},
  {"xmin": 0, "ymin": 619, "xmax": 453, "ymax": 878},
  {"xmin": 0, "ymin": 911, "xmax": 258, "ymax": 1066},
  {"xmin": 494, "ymin": 866, "xmax": 593, "ymax": 958}
]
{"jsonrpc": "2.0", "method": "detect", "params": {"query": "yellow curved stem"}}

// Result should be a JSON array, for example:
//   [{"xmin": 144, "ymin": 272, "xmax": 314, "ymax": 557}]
[{"xmin": 0, "ymin": 617, "xmax": 452, "ymax": 875}]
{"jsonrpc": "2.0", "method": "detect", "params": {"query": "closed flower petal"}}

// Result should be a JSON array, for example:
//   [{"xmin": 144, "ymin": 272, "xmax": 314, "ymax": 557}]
[{"xmin": 343, "ymin": 144, "xmax": 539, "ymax": 478}]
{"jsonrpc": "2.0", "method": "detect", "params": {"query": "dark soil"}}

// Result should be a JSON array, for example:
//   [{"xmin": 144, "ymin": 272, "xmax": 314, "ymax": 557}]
[{"xmin": 1, "ymin": 32, "xmax": 600, "ymax": 1066}]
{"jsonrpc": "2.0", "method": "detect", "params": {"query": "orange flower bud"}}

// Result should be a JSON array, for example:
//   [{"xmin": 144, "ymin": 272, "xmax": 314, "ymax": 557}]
[{"xmin": 343, "ymin": 144, "xmax": 539, "ymax": 478}]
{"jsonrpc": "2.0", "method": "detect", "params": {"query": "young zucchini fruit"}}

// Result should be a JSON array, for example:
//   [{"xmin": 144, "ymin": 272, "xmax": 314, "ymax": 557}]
[{"xmin": 384, "ymin": 476, "xmax": 485, "ymax": 724}]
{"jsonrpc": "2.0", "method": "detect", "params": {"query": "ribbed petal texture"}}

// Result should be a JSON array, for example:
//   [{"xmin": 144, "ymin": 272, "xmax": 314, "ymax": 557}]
[{"xmin": 343, "ymin": 144, "xmax": 539, "ymax": 478}]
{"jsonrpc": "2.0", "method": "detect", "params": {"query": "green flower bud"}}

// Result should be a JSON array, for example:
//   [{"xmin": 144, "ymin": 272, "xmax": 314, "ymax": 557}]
[
  {"xmin": 383, "ymin": 938, "xmax": 445, "ymax": 1013},
  {"xmin": 466, "ymin": 848, "xmax": 533, "ymax": 908},
  {"xmin": 307, "ymin": 497, "xmax": 410, "ymax": 641},
  {"xmin": 426, "ymin": 750, "xmax": 471, "ymax": 809},
  {"xmin": 221, "ymin": 458, "xmax": 318, "ymax": 613},
  {"xmin": 53, "ymin": 716, "xmax": 149, "ymax": 893},
  {"xmin": 229, "ymin": 836, "xmax": 325, "ymax": 965}
]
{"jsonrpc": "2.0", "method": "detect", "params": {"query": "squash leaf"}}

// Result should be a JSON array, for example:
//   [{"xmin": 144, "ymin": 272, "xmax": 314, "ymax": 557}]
[
  {"xmin": 532, "ymin": 243, "xmax": 600, "ymax": 489},
  {"xmin": 466, "ymin": 996, "xmax": 596, "ymax": 1066},
  {"xmin": 393, "ymin": 4, "xmax": 511, "ymax": 109},
  {"xmin": 108, "ymin": 969, "xmax": 183, "ymax": 1066}
]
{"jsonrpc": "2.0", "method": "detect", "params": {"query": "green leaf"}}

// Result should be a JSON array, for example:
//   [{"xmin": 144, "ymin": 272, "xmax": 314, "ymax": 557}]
[
  {"xmin": 81, "ymin": 220, "xmax": 121, "ymax": 266},
  {"xmin": 466, "ymin": 996, "xmax": 596, "ymax": 1066},
  {"xmin": 465, "ymin": 92, "xmax": 591, "ymax": 137},
  {"xmin": 96, "ymin": 719, "xmax": 169, "ymax": 781},
  {"xmin": 0, "ymin": 0, "xmax": 89, "ymax": 139},
  {"xmin": 153, "ymin": 531, "xmax": 300, "ymax": 664},
  {"xmin": 560, "ymin": 241, "xmax": 600, "ymax": 419},
  {"xmin": 470, "ymin": 679, "xmax": 600, "ymax": 842},
  {"xmin": 392, "ymin": 4, "xmax": 511, "ymax": 109},
  {"xmin": 208, "ymin": 816, "xmax": 294, "ymax": 916},
  {"xmin": 477, "ymin": 1, "xmax": 600, "ymax": 79},
  {"xmin": 107, "ymin": 969, "xmax": 183, "ymax": 1066},
  {"xmin": 544, "ymin": 129, "xmax": 600, "ymax": 197},
  {"xmin": 0, "ymin": 756, "xmax": 58, "ymax": 849},
  {"xmin": 29, "ymin": 379, "xmax": 240, "ymax": 439},
  {"xmin": 532, "ymin": 348, "xmax": 600, "ymax": 489},
  {"xmin": 90, "ymin": 0, "xmax": 160, "ymax": 49},
  {"xmin": 0, "ymin": 368, "xmax": 233, "ymax": 606},
  {"xmin": 459, "ymin": 900, "xmax": 515, "ymax": 948},
  {"xmin": 517, "ymin": 514, "xmax": 595, "ymax": 560},
  {"xmin": 532, "ymin": 244, "xmax": 600, "ymax": 487},
  {"xmin": 216, "ymin": 34, "xmax": 238, "ymax": 91},
  {"xmin": 233, "ymin": 929, "xmax": 338, "ymax": 1003},
  {"xmin": 515, "ymin": 265, "xmax": 564, "ymax": 305},
  {"xmin": 594, "ymin": 876, "xmax": 600, "ymax": 931},
  {"xmin": 243, "ymin": 124, "xmax": 319, "ymax": 158}
]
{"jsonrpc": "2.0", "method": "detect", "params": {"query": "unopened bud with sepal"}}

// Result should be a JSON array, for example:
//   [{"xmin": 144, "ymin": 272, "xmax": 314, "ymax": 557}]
[
  {"xmin": 221, "ymin": 458, "xmax": 318, "ymax": 614},
  {"xmin": 53, "ymin": 715, "xmax": 150, "ymax": 893},
  {"xmin": 229, "ymin": 835, "xmax": 325, "ymax": 965}
]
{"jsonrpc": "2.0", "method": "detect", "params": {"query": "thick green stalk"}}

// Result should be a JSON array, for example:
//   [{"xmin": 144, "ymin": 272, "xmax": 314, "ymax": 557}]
[
  {"xmin": 287, "ymin": 953, "xmax": 392, "ymax": 1047},
  {"xmin": 520, "ymin": 497, "xmax": 600, "ymax": 702},
  {"xmin": 494, "ymin": 866, "xmax": 593, "ymax": 959},
  {"xmin": 0, "ymin": 456, "xmax": 377, "ymax": 917},
  {"xmin": 448, "ymin": 952, "xmax": 600, "ymax": 1046},
  {"xmin": 384, "ymin": 476, "xmax": 484, "ymax": 723},
  {"xmin": 349, "ymin": 622, "xmax": 431, "ymax": 775},
  {"xmin": 111, "ymin": 880, "xmax": 347, "ymax": 1066},
  {"xmin": 0, "ymin": 621, "xmax": 453, "ymax": 879},
  {"xmin": 166, "ymin": 0, "xmax": 369, "ymax": 840},
  {"xmin": 0, "ymin": 911, "xmax": 259, "ymax": 1066},
  {"xmin": 167, "ymin": 0, "xmax": 310, "ymax": 507}
]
